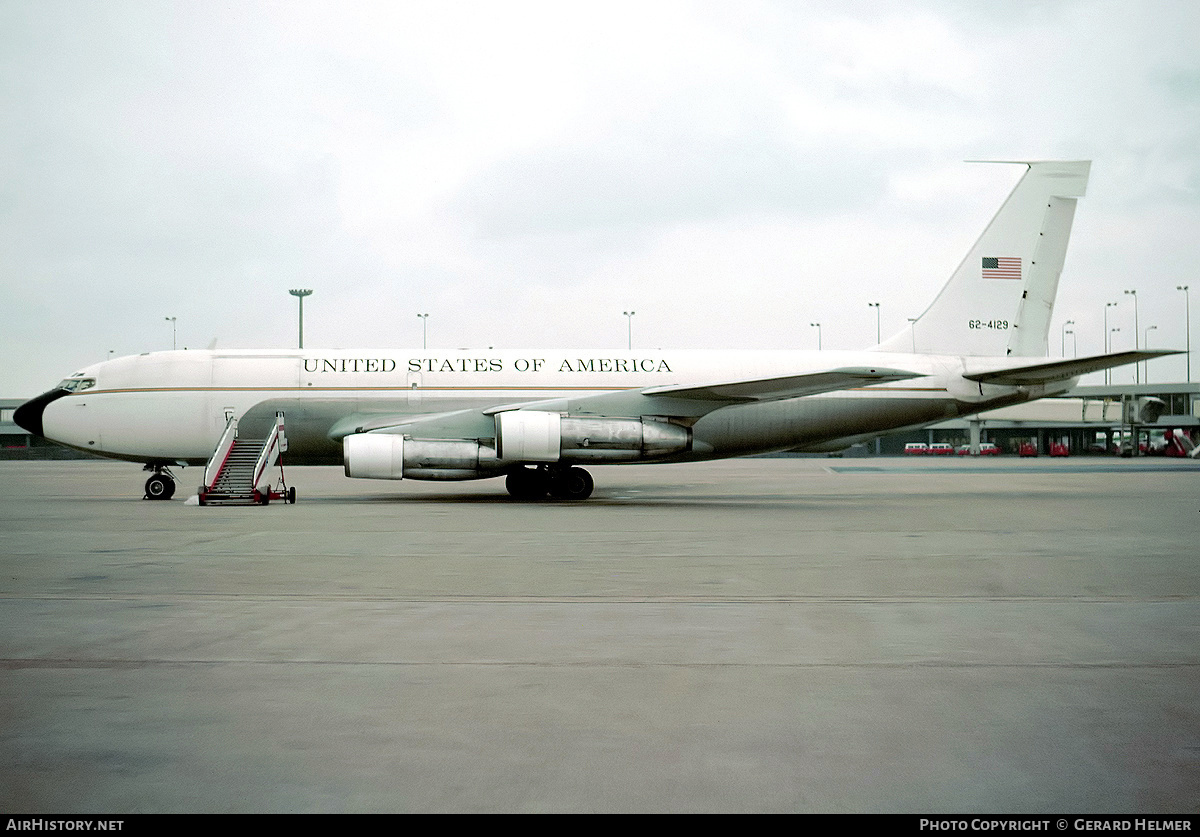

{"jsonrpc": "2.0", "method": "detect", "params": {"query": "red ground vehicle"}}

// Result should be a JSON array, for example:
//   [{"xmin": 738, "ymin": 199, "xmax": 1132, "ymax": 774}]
[
  {"xmin": 1018, "ymin": 442, "xmax": 1038, "ymax": 457},
  {"xmin": 1049, "ymin": 442, "xmax": 1069, "ymax": 457}
]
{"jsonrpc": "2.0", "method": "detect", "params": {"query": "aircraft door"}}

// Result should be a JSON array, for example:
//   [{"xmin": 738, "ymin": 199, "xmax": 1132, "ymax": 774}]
[
  {"xmin": 212, "ymin": 354, "xmax": 301, "ymax": 440},
  {"xmin": 407, "ymin": 371, "xmax": 422, "ymax": 407}
]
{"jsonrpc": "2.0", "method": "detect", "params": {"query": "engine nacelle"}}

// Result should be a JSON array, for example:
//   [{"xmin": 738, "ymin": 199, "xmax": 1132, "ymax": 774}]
[
  {"xmin": 343, "ymin": 434, "xmax": 499, "ymax": 480},
  {"xmin": 495, "ymin": 411, "xmax": 690, "ymax": 463}
]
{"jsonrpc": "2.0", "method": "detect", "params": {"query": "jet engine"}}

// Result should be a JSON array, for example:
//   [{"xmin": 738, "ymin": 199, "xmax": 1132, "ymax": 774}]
[
  {"xmin": 344, "ymin": 413, "xmax": 690, "ymax": 481},
  {"xmin": 495, "ymin": 411, "xmax": 690, "ymax": 462},
  {"xmin": 343, "ymin": 434, "xmax": 501, "ymax": 480}
]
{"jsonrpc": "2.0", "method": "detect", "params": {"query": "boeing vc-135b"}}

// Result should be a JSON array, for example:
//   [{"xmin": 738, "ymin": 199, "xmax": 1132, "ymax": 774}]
[{"xmin": 14, "ymin": 161, "xmax": 1175, "ymax": 502}]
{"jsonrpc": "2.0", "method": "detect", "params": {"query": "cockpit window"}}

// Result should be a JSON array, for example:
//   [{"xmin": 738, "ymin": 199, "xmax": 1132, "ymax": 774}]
[{"xmin": 58, "ymin": 377, "xmax": 96, "ymax": 392}]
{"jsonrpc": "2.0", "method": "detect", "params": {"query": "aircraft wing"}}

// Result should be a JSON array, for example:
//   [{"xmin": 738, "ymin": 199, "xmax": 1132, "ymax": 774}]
[
  {"xmin": 329, "ymin": 366, "xmax": 922, "ymax": 441},
  {"xmin": 641, "ymin": 366, "xmax": 923, "ymax": 402},
  {"xmin": 964, "ymin": 350, "xmax": 1180, "ymax": 386},
  {"xmin": 327, "ymin": 407, "xmax": 507, "ymax": 440}
]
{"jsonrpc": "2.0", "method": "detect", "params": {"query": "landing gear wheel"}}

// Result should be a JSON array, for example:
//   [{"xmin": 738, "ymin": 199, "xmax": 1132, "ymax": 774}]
[
  {"xmin": 506, "ymin": 467, "xmax": 549, "ymax": 500},
  {"xmin": 287, "ymin": 487, "xmax": 296, "ymax": 504},
  {"xmin": 548, "ymin": 467, "xmax": 594, "ymax": 501},
  {"xmin": 144, "ymin": 473, "xmax": 175, "ymax": 500}
]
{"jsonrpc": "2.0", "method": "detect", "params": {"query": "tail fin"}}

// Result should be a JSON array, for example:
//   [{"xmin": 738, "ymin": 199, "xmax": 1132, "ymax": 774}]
[{"xmin": 874, "ymin": 161, "xmax": 1090, "ymax": 357}]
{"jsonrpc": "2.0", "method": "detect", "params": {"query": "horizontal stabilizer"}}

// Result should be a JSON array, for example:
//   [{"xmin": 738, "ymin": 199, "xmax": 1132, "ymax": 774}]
[
  {"xmin": 964, "ymin": 350, "xmax": 1181, "ymax": 386},
  {"xmin": 643, "ymin": 367, "xmax": 922, "ymax": 403}
]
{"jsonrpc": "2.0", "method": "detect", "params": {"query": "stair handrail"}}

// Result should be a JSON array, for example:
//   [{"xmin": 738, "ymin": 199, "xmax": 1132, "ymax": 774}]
[
  {"xmin": 251, "ymin": 413, "xmax": 287, "ymax": 491},
  {"xmin": 203, "ymin": 416, "xmax": 239, "ymax": 490}
]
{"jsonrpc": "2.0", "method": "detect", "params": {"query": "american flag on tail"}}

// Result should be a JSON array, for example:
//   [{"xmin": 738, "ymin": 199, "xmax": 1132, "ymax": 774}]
[{"xmin": 982, "ymin": 256, "xmax": 1021, "ymax": 280}]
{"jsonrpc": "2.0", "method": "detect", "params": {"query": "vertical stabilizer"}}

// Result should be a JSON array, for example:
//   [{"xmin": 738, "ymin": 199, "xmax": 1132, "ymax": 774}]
[{"xmin": 874, "ymin": 161, "xmax": 1090, "ymax": 357}]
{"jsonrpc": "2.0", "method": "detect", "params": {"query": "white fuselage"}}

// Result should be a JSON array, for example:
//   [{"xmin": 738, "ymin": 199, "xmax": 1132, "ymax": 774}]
[
  {"xmin": 38, "ymin": 348, "xmax": 1065, "ymax": 467},
  {"xmin": 18, "ymin": 162, "xmax": 1103, "ymax": 497}
]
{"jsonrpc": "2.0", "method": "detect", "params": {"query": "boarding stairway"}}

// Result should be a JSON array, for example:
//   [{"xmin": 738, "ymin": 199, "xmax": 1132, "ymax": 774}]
[
  {"xmin": 198, "ymin": 412, "xmax": 295, "ymax": 506},
  {"xmin": 1166, "ymin": 428, "xmax": 1200, "ymax": 459}
]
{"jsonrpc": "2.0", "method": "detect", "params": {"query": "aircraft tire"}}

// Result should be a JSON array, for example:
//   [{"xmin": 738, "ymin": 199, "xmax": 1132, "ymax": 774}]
[
  {"xmin": 548, "ymin": 467, "xmax": 594, "ymax": 501},
  {"xmin": 144, "ymin": 474, "xmax": 175, "ymax": 501},
  {"xmin": 288, "ymin": 487, "xmax": 296, "ymax": 504},
  {"xmin": 506, "ymin": 467, "xmax": 549, "ymax": 500}
]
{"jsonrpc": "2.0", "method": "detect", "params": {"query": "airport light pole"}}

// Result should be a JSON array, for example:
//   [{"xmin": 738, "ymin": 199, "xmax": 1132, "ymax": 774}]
[
  {"xmin": 810, "ymin": 322, "xmax": 821, "ymax": 351},
  {"xmin": 1110, "ymin": 328, "xmax": 1122, "ymax": 384},
  {"xmin": 289, "ymin": 289, "xmax": 312, "ymax": 349},
  {"xmin": 623, "ymin": 311, "xmax": 635, "ymax": 350},
  {"xmin": 1179, "ymin": 285, "xmax": 1191, "ymax": 381},
  {"xmin": 1124, "ymin": 289, "xmax": 1139, "ymax": 383},
  {"xmin": 417, "ymin": 313, "xmax": 429, "ymax": 350},
  {"xmin": 1061, "ymin": 319, "xmax": 1074, "ymax": 357},
  {"xmin": 868, "ymin": 302, "xmax": 880, "ymax": 343},
  {"xmin": 1104, "ymin": 302, "xmax": 1118, "ymax": 385},
  {"xmin": 164, "ymin": 317, "xmax": 176, "ymax": 350},
  {"xmin": 1144, "ymin": 325, "xmax": 1157, "ymax": 384},
  {"xmin": 1066, "ymin": 328, "xmax": 1076, "ymax": 357}
]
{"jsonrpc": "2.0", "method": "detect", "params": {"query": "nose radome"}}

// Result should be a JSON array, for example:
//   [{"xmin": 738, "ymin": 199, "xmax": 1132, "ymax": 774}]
[{"xmin": 13, "ymin": 389, "xmax": 69, "ymax": 438}]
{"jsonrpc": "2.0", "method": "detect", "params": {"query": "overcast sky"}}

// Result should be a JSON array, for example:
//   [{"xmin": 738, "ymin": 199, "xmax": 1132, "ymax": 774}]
[{"xmin": 3, "ymin": 0, "xmax": 1198, "ymax": 395}]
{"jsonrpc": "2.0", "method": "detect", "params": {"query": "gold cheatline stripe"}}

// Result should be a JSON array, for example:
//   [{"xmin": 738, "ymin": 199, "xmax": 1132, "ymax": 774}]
[
  {"xmin": 84, "ymin": 384, "xmax": 948, "ymax": 395},
  {"xmin": 87, "ymin": 386, "xmax": 637, "ymax": 395}
]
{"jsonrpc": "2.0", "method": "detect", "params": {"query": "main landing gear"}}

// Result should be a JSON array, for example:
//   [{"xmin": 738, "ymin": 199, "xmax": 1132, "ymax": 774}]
[
  {"xmin": 143, "ymin": 464, "xmax": 177, "ymax": 501},
  {"xmin": 505, "ymin": 465, "xmax": 595, "ymax": 502}
]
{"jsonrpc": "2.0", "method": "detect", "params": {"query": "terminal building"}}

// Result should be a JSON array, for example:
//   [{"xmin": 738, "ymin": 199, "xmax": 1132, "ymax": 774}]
[
  {"xmin": 6, "ymin": 382, "xmax": 1198, "ymax": 461},
  {"xmin": 880, "ymin": 382, "xmax": 1200, "ymax": 456}
]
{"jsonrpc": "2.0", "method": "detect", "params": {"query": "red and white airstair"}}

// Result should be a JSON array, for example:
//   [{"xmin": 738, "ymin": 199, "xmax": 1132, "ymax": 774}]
[
  {"xmin": 198, "ymin": 412, "xmax": 295, "ymax": 506},
  {"xmin": 1164, "ymin": 428, "xmax": 1200, "ymax": 459}
]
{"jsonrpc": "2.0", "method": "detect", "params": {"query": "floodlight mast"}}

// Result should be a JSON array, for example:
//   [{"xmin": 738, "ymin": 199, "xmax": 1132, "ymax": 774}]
[
  {"xmin": 289, "ymin": 289, "xmax": 313, "ymax": 349},
  {"xmin": 1179, "ymin": 286, "xmax": 1191, "ymax": 382},
  {"xmin": 1124, "ymin": 289, "xmax": 1139, "ymax": 383}
]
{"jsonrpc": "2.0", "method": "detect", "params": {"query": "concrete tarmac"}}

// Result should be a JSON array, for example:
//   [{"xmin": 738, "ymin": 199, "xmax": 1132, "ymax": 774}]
[{"xmin": 1, "ymin": 457, "xmax": 1197, "ymax": 813}]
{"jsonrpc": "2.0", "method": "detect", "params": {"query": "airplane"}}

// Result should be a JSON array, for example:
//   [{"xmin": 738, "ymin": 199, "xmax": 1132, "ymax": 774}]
[{"xmin": 14, "ymin": 160, "xmax": 1178, "ymax": 502}]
